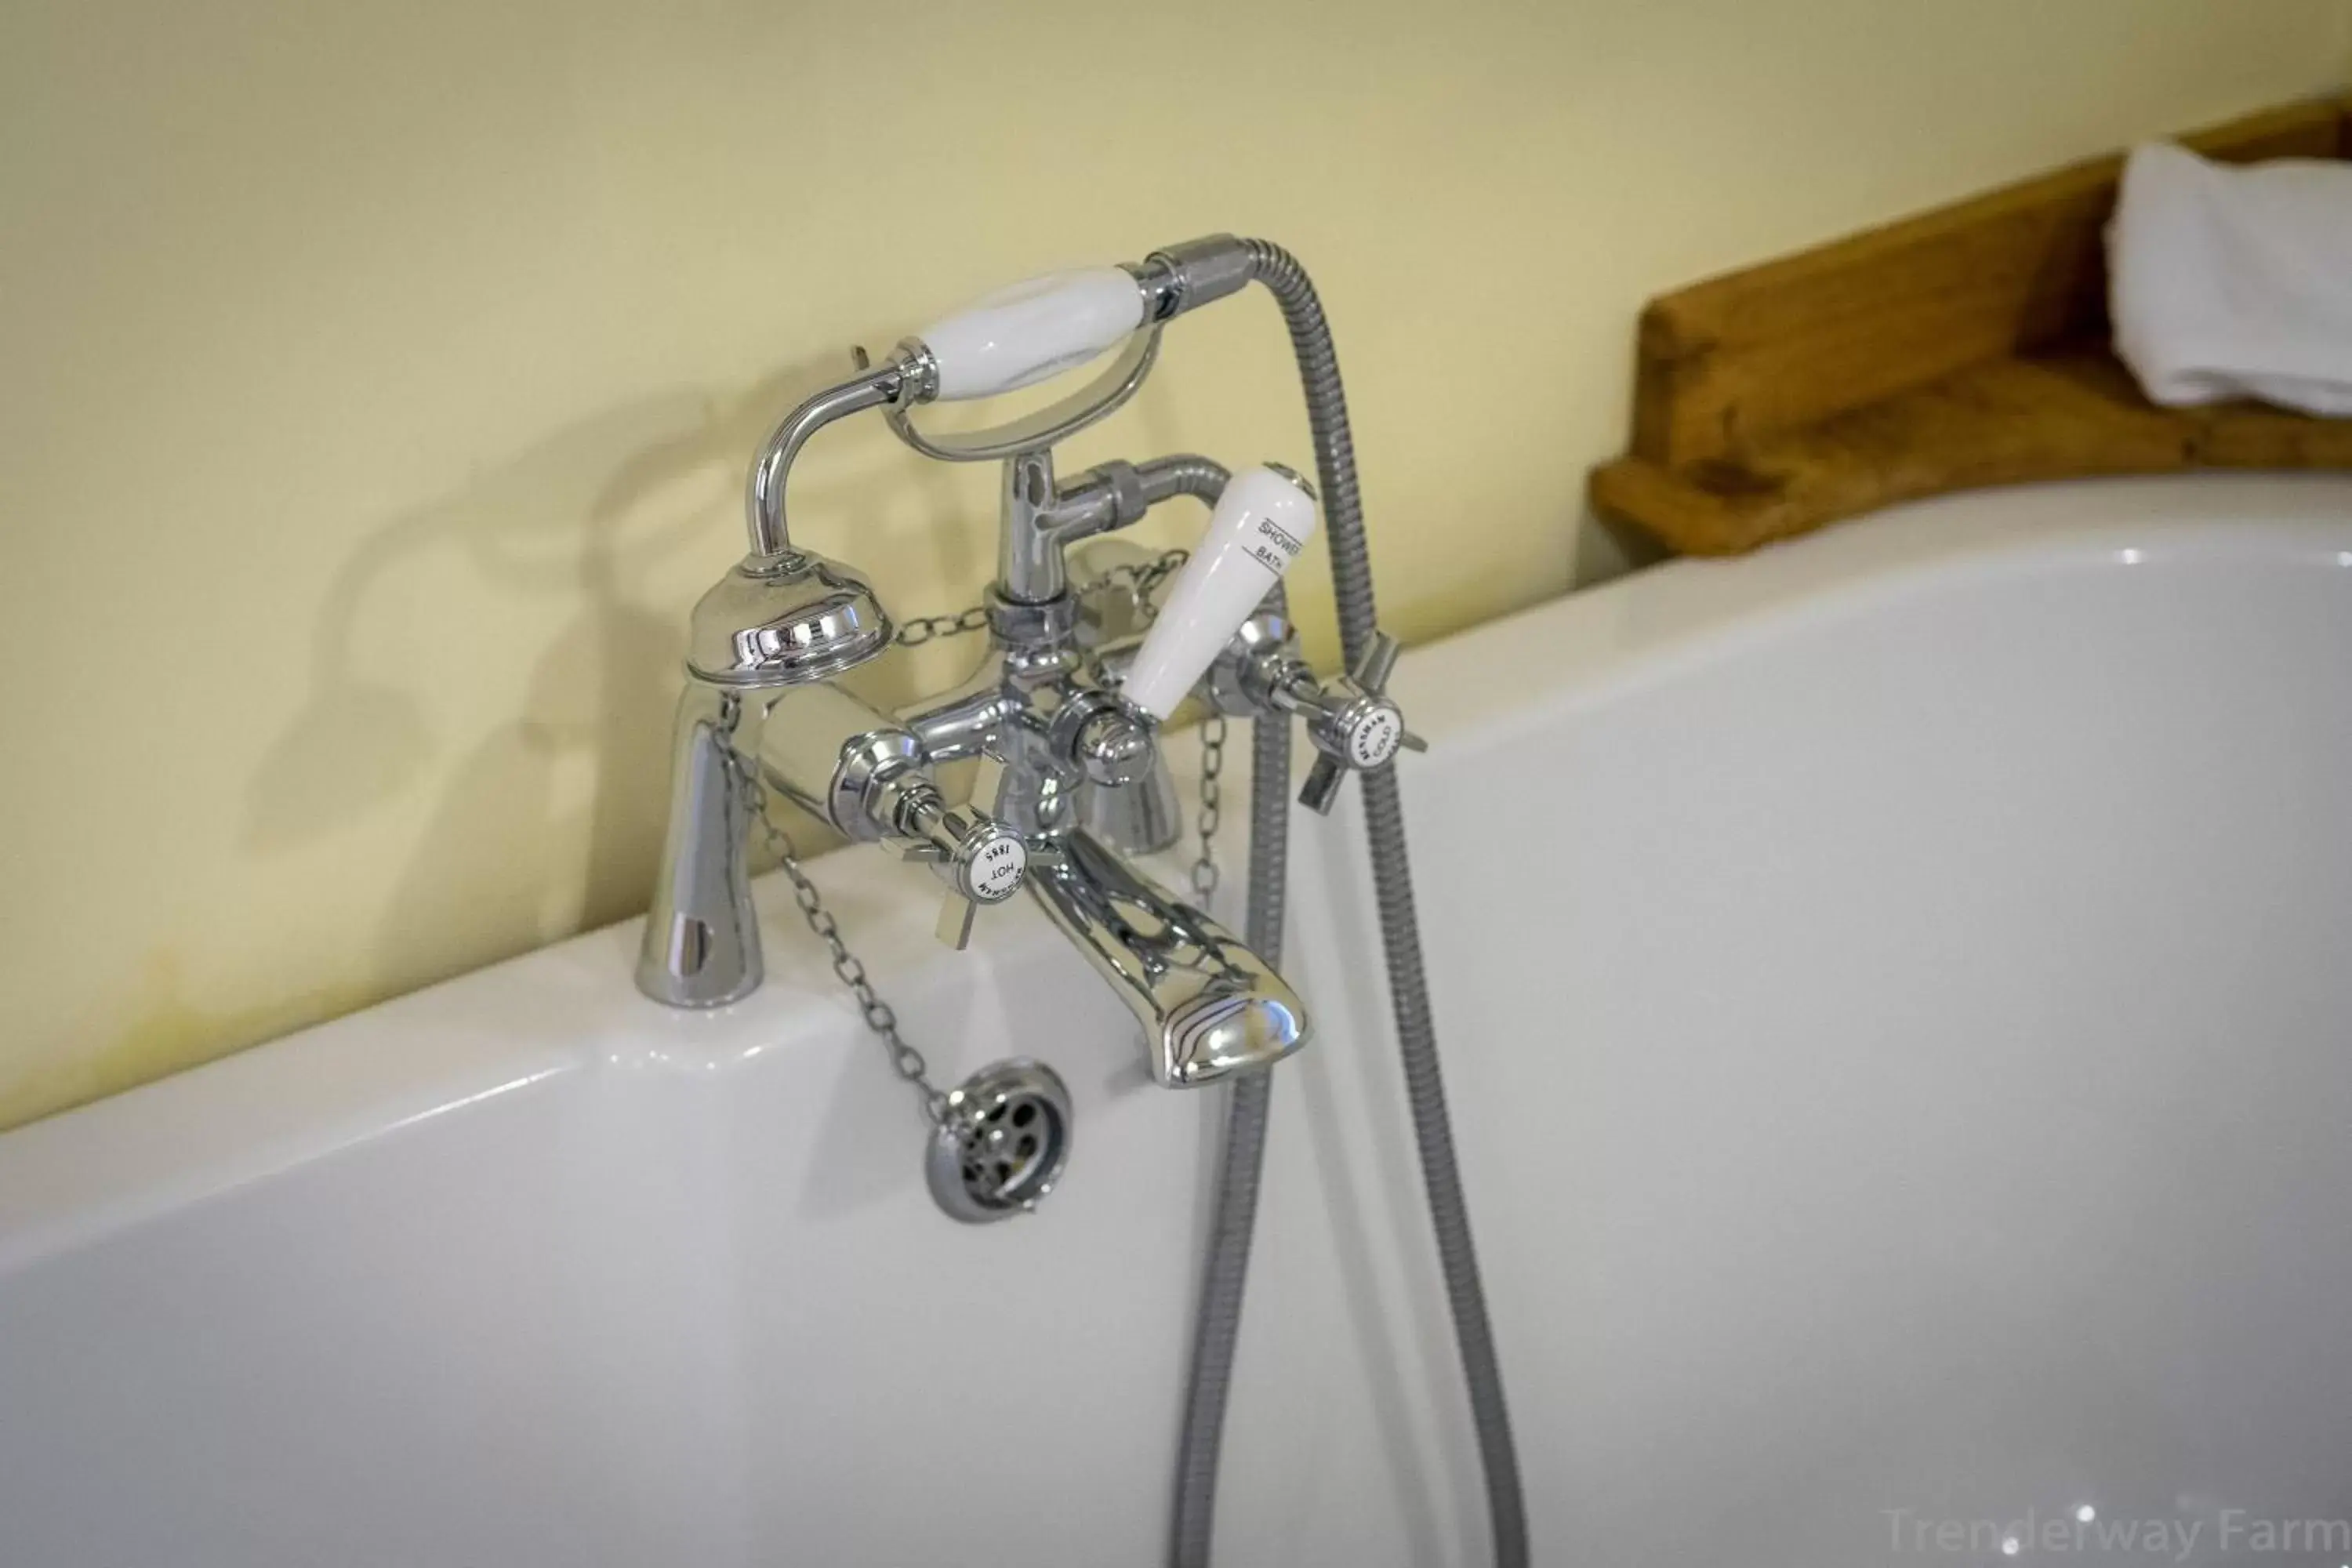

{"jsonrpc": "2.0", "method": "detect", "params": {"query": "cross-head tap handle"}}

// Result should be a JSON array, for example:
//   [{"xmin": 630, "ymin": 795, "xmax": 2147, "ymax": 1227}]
[
  {"xmin": 1296, "ymin": 630, "xmax": 1428, "ymax": 815},
  {"xmin": 873, "ymin": 765, "xmax": 1029, "ymax": 950}
]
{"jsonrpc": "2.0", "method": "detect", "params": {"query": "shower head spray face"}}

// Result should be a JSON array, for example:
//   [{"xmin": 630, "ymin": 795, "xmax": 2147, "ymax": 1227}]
[{"xmin": 685, "ymin": 550, "xmax": 895, "ymax": 688}]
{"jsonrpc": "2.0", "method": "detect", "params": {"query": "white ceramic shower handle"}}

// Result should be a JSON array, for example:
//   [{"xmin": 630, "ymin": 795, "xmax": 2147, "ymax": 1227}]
[
  {"xmin": 913, "ymin": 267, "xmax": 1147, "ymax": 401},
  {"xmin": 1121, "ymin": 464, "xmax": 1321, "ymax": 723}
]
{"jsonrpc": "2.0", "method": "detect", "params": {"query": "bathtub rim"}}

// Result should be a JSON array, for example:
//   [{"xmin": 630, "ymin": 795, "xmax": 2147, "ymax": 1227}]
[{"xmin": 5, "ymin": 469, "xmax": 2350, "ymax": 1269}]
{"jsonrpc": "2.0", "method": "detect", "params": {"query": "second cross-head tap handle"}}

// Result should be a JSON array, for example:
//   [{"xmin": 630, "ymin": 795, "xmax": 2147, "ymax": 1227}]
[{"xmin": 1295, "ymin": 630, "xmax": 1428, "ymax": 815}]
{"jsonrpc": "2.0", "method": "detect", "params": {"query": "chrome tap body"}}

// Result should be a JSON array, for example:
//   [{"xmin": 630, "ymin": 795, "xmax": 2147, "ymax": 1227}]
[
  {"xmin": 900, "ymin": 448, "xmax": 1312, "ymax": 1085},
  {"xmin": 637, "ymin": 234, "xmax": 1421, "ymax": 1090},
  {"xmin": 739, "ymin": 442, "xmax": 1314, "ymax": 1085}
]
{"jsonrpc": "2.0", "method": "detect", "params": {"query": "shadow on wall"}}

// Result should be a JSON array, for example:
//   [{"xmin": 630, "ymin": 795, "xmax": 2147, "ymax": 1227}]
[{"xmin": 235, "ymin": 351, "xmax": 980, "ymax": 1021}]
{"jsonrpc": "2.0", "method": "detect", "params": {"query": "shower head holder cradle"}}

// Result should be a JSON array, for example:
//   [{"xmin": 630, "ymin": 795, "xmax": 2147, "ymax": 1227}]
[{"xmin": 880, "ymin": 325, "xmax": 1163, "ymax": 463}]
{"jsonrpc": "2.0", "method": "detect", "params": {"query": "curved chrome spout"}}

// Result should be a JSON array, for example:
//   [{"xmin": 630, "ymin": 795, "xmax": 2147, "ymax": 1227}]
[{"xmin": 1025, "ymin": 829, "xmax": 1308, "ymax": 1087}]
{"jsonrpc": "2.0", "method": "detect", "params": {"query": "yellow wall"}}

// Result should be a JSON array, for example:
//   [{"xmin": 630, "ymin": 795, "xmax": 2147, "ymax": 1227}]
[{"xmin": 2, "ymin": 0, "xmax": 2343, "ymax": 1128}]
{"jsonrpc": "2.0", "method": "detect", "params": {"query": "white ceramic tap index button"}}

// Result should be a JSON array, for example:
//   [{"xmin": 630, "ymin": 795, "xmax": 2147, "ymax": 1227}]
[
  {"xmin": 1121, "ymin": 463, "xmax": 1320, "ymax": 722},
  {"xmin": 966, "ymin": 832, "xmax": 1027, "ymax": 902}
]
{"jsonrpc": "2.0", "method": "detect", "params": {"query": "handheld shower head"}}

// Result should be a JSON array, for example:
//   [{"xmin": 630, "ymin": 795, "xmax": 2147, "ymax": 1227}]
[{"xmin": 685, "ymin": 549, "xmax": 892, "ymax": 688}]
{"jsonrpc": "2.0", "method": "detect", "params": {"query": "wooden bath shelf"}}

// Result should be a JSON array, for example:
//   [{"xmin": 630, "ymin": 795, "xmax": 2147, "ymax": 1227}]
[{"xmin": 1590, "ymin": 98, "xmax": 2352, "ymax": 557}]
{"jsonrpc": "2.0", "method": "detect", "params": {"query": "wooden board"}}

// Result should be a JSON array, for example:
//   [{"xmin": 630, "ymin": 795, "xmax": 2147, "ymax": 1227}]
[{"xmin": 1592, "ymin": 98, "xmax": 2352, "ymax": 557}]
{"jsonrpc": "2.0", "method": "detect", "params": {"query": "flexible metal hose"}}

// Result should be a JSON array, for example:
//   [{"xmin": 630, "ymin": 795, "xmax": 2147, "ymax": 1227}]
[
  {"xmin": 1167, "ymin": 241, "xmax": 1530, "ymax": 1567},
  {"xmin": 1125, "ymin": 457, "xmax": 1293, "ymax": 1568},
  {"xmin": 1168, "ymin": 582, "xmax": 1288, "ymax": 1567}
]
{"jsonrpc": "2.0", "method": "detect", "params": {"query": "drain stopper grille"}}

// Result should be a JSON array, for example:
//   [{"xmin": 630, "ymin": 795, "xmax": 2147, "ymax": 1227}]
[{"xmin": 927, "ymin": 1058, "xmax": 1072, "ymax": 1223}]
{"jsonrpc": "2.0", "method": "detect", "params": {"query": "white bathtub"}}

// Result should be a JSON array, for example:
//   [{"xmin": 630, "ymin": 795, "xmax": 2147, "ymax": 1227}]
[{"xmin": 6, "ymin": 474, "xmax": 2352, "ymax": 1566}]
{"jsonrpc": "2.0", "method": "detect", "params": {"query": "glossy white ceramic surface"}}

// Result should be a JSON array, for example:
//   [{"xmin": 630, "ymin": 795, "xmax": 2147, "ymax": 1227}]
[{"xmin": 7, "ymin": 474, "xmax": 2352, "ymax": 1566}]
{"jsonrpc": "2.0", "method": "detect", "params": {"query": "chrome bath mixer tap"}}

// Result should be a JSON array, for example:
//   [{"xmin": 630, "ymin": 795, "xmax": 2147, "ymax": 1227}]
[{"xmin": 637, "ymin": 235, "xmax": 1420, "ymax": 1090}]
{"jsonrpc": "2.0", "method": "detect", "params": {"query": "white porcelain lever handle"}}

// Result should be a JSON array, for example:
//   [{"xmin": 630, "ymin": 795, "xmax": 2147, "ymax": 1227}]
[
  {"xmin": 912, "ymin": 267, "xmax": 1147, "ymax": 401},
  {"xmin": 1121, "ymin": 464, "xmax": 1320, "ymax": 723}
]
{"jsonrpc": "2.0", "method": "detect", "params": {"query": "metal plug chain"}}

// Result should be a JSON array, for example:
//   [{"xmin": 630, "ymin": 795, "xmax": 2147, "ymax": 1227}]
[
  {"xmin": 891, "ymin": 548, "xmax": 1192, "ymax": 648},
  {"xmin": 1123, "ymin": 547, "xmax": 1224, "ymax": 902},
  {"xmin": 1094, "ymin": 548, "xmax": 1192, "ymax": 621},
  {"xmin": 749, "ymin": 771, "xmax": 949, "ymax": 1125},
  {"xmin": 1192, "ymin": 713, "xmax": 1225, "ymax": 899},
  {"xmin": 892, "ymin": 604, "xmax": 993, "ymax": 648}
]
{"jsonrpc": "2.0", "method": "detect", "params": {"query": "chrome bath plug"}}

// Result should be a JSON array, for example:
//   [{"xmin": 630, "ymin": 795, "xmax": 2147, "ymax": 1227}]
[{"xmin": 926, "ymin": 1059, "xmax": 1074, "ymax": 1223}]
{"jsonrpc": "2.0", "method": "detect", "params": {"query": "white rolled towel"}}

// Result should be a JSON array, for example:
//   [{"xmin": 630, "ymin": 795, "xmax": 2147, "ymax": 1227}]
[{"xmin": 2108, "ymin": 140, "xmax": 2352, "ymax": 416}]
